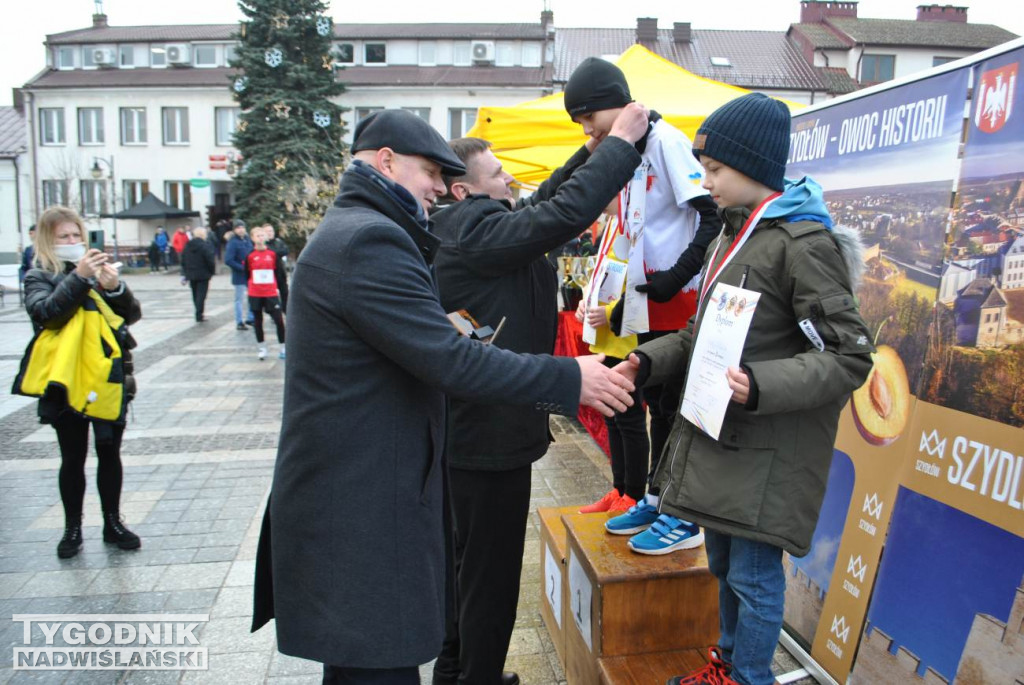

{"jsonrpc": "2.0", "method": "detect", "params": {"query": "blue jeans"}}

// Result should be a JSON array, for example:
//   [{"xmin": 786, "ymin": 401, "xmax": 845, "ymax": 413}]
[
  {"xmin": 233, "ymin": 284, "xmax": 250, "ymax": 324},
  {"xmin": 704, "ymin": 529, "xmax": 785, "ymax": 685}
]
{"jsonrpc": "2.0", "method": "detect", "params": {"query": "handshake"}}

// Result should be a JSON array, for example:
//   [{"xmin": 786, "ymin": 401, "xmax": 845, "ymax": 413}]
[{"xmin": 574, "ymin": 353, "xmax": 642, "ymax": 417}]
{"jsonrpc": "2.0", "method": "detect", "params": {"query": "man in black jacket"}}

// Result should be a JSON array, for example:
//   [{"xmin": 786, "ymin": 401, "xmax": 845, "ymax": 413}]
[
  {"xmin": 430, "ymin": 103, "xmax": 649, "ymax": 685},
  {"xmin": 252, "ymin": 110, "xmax": 637, "ymax": 685}
]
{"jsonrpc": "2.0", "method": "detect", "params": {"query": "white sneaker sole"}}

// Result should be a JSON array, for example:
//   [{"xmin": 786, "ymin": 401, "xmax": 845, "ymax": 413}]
[
  {"xmin": 605, "ymin": 521, "xmax": 655, "ymax": 535},
  {"xmin": 628, "ymin": 530, "xmax": 705, "ymax": 555}
]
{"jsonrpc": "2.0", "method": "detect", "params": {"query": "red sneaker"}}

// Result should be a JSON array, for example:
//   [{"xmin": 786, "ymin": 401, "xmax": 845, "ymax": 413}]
[
  {"xmin": 579, "ymin": 489, "xmax": 621, "ymax": 513},
  {"xmin": 666, "ymin": 647, "xmax": 736, "ymax": 685},
  {"xmin": 608, "ymin": 494, "xmax": 637, "ymax": 513}
]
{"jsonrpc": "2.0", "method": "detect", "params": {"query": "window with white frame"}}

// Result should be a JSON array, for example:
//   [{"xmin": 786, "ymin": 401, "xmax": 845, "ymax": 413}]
[
  {"xmin": 448, "ymin": 108, "xmax": 477, "ymax": 138},
  {"xmin": 120, "ymin": 107, "xmax": 147, "ymax": 145},
  {"xmin": 39, "ymin": 108, "xmax": 65, "ymax": 145},
  {"xmin": 162, "ymin": 107, "xmax": 189, "ymax": 145},
  {"xmin": 354, "ymin": 107, "xmax": 384, "ymax": 126},
  {"xmin": 122, "ymin": 180, "xmax": 149, "ymax": 209},
  {"xmin": 57, "ymin": 47, "xmax": 75, "ymax": 69},
  {"xmin": 496, "ymin": 42, "xmax": 518, "ymax": 67},
  {"xmin": 78, "ymin": 108, "xmax": 104, "ymax": 145},
  {"xmin": 225, "ymin": 44, "xmax": 238, "ymax": 65},
  {"xmin": 335, "ymin": 43, "xmax": 354, "ymax": 63},
  {"xmin": 80, "ymin": 180, "xmax": 106, "ymax": 216},
  {"xmin": 365, "ymin": 43, "xmax": 386, "ymax": 64},
  {"xmin": 195, "ymin": 45, "xmax": 217, "ymax": 67},
  {"xmin": 151, "ymin": 45, "xmax": 167, "ymax": 67},
  {"xmin": 82, "ymin": 46, "xmax": 97, "ymax": 68},
  {"xmin": 119, "ymin": 46, "xmax": 134, "ymax": 67},
  {"xmin": 215, "ymin": 107, "xmax": 241, "ymax": 146},
  {"xmin": 403, "ymin": 107, "xmax": 430, "ymax": 121},
  {"xmin": 522, "ymin": 43, "xmax": 542, "ymax": 67},
  {"xmin": 453, "ymin": 42, "xmax": 471, "ymax": 66},
  {"xmin": 42, "ymin": 180, "xmax": 69, "ymax": 208},
  {"xmin": 165, "ymin": 181, "xmax": 191, "ymax": 211},
  {"xmin": 418, "ymin": 42, "xmax": 436, "ymax": 65},
  {"xmin": 861, "ymin": 54, "xmax": 895, "ymax": 83}
]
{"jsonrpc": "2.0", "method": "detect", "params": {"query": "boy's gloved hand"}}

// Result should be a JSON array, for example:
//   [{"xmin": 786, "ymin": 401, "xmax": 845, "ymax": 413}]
[{"xmin": 635, "ymin": 266, "xmax": 686, "ymax": 302}]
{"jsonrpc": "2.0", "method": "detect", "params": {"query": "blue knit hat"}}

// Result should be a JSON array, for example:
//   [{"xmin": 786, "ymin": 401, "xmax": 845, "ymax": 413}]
[{"xmin": 692, "ymin": 93, "xmax": 791, "ymax": 192}]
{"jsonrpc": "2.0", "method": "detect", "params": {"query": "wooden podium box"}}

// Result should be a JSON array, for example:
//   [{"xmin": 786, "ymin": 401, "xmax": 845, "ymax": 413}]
[
  {"xmin": 562, "ymin": 512, "xmax": 718, "ymax": 685},
  {"xmin": 538, "ymin": 506, "xmax": 594, "ymax": 667},
  {"xmin": 598, "ymin": 648, "xmax": 709, "ymax": 685}
]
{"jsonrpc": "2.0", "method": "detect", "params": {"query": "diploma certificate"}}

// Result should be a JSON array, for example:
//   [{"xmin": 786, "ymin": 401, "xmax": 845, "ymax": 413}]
[{"xmin": 680, "ymin": 282, "xmax": 760, "ymax": 440}]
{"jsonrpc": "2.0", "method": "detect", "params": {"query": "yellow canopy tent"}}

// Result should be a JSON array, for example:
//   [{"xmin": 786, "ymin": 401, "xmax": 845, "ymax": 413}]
[{"xmin": 468, "ymin": 44, "xmax": 800, "ymax": 185}]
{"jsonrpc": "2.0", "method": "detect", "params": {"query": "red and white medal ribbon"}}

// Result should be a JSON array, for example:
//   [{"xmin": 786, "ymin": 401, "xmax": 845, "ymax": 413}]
[{"xmin": 697, "ymin": 192, "xmax": 782, "ymax": 311}]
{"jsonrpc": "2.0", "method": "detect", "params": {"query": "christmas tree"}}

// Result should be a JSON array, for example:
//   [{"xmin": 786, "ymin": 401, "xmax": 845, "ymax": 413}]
[{"xmin": 231, "ymin": 0, "xmax": 346, "ymax": 252}]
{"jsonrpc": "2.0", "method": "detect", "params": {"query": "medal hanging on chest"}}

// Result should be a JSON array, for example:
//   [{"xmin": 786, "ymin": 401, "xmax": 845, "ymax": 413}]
[{"xmin": 620, "ymin": 162, "xmax": 651, "ymax": 336}]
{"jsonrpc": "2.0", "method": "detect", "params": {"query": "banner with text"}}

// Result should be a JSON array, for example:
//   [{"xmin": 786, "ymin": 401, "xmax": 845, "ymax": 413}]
[
  {"xmin": 850, "ymin": 44, "xmax": 1024, "ymax": 685},
  {"xmin": 783, "ymin": 64, "xmax": 971, "ymax": 682}
]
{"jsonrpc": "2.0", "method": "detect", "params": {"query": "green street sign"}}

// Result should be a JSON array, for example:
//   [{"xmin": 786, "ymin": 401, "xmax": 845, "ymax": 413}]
[{"xmin": 190, "ymin": 178, "xmax": 211, "ymax": 188}]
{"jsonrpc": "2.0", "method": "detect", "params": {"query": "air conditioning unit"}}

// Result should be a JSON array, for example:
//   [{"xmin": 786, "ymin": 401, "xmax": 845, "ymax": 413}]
[
  {"xmin": 471, "ymin": 41, "xmax": 495, "ymax": 63},
  {"xmin": 93, "ymin": 48, "xmax": 116, "ymax": 67},
  {"xmin": 166, "ymin": 43, "xmax": 192, "ymax": 66}
]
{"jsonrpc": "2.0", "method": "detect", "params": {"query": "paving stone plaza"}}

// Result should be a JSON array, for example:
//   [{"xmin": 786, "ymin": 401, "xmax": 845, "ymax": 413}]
[
  {"xmin": 0, "ymin": 270, "xmax": 627, "ymax": 684},
  {"xmin": 0, "ymin": 271, "xmax": 807, "ymax": 684}
]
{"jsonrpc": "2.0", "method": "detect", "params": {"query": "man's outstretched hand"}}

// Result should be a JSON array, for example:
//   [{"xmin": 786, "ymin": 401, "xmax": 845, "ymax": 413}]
[{"xmin": 576, "ymin": 354, "xmax": 635, "ymax": 417}]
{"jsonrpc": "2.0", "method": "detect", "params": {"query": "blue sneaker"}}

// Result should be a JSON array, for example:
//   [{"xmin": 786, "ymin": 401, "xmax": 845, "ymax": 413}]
[
  {"xmin": 605, "ymin": 498, "xmax": 659, "ymax": 535},
  {"xmin": 627, "ymin": 514, "xmax": 704, "ymax": 555}
]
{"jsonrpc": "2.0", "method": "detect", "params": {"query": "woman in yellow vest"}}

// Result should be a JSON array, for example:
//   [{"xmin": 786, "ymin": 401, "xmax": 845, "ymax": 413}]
[{"xmin": 19, "ymin": 206, "xmax": 142, "ymax": 559}]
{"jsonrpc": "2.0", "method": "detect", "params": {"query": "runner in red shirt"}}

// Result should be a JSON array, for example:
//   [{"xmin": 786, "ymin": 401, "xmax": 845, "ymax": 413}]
[{"xmin": 245, "ymin": 226, "xmax": 287, "ymax": 360}]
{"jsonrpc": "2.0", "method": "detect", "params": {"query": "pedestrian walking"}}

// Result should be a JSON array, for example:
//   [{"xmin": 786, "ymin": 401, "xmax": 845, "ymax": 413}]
[{"xmin": 181, "ymin": 226, "xmax": 216, "ymax": 322}]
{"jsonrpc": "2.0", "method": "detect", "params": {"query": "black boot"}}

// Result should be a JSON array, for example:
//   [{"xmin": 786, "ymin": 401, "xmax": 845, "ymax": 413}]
[
  {"xmin": 57, "ymin": 516, "xmax": 83, "ymax": 559},
  {"xmin": 103, "ymin": 512, "xmax": 141, "ymax": 550}
]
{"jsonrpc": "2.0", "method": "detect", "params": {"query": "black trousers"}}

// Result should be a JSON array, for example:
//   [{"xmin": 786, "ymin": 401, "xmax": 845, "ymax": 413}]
[
  {"xmin": 603, "ymin": 356, "xmax": 650, "ymax": 501},
  {"xmin": 323, "ymin": 665, "xmax": 418, "ymax": 684},
  {"xmin": 190, "ymin": 279, "xmax": 210, "ymax": 320},
  {"xmin": 53, "ymin": 412, "xmax": 125, "ymax": 519},
  {"xmin": 433, "ymin": 465, "xmax": 532, "ymax": 685},
  {"xmin": 249, "ymin": 296, "xmax": 285, "ymax": 344},
  {"xmin": 638, "ymin": 330, "xmax": 683, "ymax": 495}
]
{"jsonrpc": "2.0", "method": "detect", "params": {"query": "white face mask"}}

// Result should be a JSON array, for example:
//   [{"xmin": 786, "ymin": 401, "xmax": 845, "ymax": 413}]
[{"xmin": 53, "ymin": 242, "xmax": 87, "ymax": 263}]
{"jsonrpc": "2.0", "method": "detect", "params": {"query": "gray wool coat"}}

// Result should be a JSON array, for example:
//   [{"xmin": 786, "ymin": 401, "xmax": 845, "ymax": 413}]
[{"xmin": 252, "ymin": 166, "xmax": 581, "ymax": 669}]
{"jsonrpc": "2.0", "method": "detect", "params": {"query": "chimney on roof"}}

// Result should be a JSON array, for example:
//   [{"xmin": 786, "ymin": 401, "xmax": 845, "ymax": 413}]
[
  {"xmin": 799, "ymin": 0, "xmax": 858, "ymax": 24},
  {"xmin": 92, "ymin": 13, "xmax": 108, "ymax": 28},
  {"xmin": 12, "ymin": 88, "xmax": 24, "ymax": 113},
  {"xmin": 673, "ymin": 22, "xmax": 692, "ymax": 43},
  {"xmin": 636, "ymin": 17, "xmax": 658, "ymax": 43},
  {"xmin": 541, "ymin": 9, "xmax": 553, "ymax": 30},
  {"xmin": 916, "ymin": 4, "xmax": 967, "ymax": 23}
]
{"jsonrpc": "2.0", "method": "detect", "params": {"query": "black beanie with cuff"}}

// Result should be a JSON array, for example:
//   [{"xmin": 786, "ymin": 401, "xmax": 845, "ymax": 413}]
[
  {"xmin": 692, "ymin": 93, "xmax": 791, "ymax": 192},
  {"xmin": 563, "ymin": 57, "xmax": 632, "ymax": 118}
]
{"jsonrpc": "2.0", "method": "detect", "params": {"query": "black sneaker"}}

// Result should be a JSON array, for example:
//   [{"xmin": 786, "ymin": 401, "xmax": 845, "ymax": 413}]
[
  {"xmin": 57, "ymin": 517, "xmax": 83, "ymax": 559},
  {"xmin": 103, "ymin": 513, "xmax": 141, "ymax": 550}
]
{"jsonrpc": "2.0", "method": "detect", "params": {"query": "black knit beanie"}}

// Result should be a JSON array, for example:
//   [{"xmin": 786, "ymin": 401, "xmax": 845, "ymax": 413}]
[
  {"xmin": 692, "ymin": 93, "xmax": 791, "ymax": 192},
  {"xmin": 563, "ymin": 57, "xmax": 632, "ymax": 118}
]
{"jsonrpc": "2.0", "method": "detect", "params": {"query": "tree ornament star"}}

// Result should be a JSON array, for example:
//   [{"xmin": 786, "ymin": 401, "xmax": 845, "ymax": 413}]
[
  {"xmin": 270, "ymin": 12, "xmax": 288, "ymax": 29},
  {"xmin": 272, "ymin": 102, "xmax": 291, "ymax": 119},
  {"xmin": 322, "ymin": 54, "xmax": 333, "ymax": 70},
  {"xmin": 275, "ymin": 158, "xmax": 288, "ymax": 171}
]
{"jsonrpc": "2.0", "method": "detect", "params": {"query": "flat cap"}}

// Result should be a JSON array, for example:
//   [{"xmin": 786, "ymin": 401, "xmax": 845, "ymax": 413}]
[{"xmin": 352, "ymin": 110, "xmax": 467, "ymax": 176}]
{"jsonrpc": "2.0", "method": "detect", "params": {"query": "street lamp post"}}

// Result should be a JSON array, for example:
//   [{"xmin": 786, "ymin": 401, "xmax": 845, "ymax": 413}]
[{"xmin": 90, "ymin": 155, "xmax": 119, "ymax": 262}]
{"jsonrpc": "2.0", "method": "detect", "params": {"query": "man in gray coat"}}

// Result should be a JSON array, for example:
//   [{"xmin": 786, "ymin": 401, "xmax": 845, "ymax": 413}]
[{"xmin": 252, "ymin": 110, "xmax": 634, "ymax": 684}]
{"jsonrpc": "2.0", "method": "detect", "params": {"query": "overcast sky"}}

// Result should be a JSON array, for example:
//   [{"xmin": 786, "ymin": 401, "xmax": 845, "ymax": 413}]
[{"xmin": 4, "ymin": 0, "xmax": 1023, "ymax": 106}]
